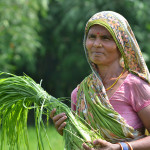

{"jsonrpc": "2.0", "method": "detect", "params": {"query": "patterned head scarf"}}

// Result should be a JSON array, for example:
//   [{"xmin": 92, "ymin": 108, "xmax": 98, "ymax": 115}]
[
  {"xmin": 84, "ymin": 11, "xmax": 150, "ymax": 83},
  {"xmin": 77, "ymin": 11, "xmax": 149, "ymax": 143}
]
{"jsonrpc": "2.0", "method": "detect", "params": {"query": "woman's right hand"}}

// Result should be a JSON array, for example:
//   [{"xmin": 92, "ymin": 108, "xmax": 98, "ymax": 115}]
[{"xmin": 50, "ymin": 108, "xmax": 67, "ymax": 136}]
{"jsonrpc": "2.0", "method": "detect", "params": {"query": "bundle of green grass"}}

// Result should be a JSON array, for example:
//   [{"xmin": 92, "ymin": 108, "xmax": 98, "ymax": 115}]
[{"xmin": 0, "ymin": 72, "xmax": 102, "ymax": 150}]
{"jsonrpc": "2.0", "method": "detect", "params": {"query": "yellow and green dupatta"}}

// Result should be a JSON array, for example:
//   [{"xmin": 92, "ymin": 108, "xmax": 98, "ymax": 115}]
[{"xmin": 76, "ymin": 11, "xmax": 150, "ymax": 143}]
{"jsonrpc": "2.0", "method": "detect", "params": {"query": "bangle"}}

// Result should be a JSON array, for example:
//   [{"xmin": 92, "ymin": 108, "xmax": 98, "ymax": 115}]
[
  {"xmin": 118, "ymin": 143, "xmax": 123, "ymax": 150},
  {"xmin": 125, "ymin": 142, "xmax": 133, "ymax": 150},
  {"xmin": 118, "ymin": 142, "xmax": 129, "ymax": 150}
]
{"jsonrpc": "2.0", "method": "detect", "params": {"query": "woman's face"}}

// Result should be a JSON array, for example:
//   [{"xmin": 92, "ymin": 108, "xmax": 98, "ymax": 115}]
[{"xmin": 86, "ymin": 25, "xmax": 121, "ymax": 66}]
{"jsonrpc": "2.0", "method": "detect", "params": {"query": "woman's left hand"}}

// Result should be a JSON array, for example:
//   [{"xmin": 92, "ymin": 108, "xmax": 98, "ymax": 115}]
[{"xmin": 82, "ymin": 139, "xmax": 120, "ymax": 150}]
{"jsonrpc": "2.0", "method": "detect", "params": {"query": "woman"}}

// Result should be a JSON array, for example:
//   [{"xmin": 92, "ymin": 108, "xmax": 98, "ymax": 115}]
[{"xmin": 50, "ymin": 11, "xmax": 150, "ymax": 150}]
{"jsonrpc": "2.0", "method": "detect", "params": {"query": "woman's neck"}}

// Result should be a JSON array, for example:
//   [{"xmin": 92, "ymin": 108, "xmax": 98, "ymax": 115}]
[{"xmin": 97, "ymin": 62, "xmax": 123, "ymax": 84}]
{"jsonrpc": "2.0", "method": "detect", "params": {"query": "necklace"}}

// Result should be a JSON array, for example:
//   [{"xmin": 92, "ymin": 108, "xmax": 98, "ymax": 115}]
[{"xmin": 106, "ymin": 68, "xmax": 125, "ymax": 91}]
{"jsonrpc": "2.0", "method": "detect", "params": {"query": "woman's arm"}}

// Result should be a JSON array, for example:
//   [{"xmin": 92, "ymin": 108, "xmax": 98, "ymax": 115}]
[
  {"xmin": 83, "ymin": 105, "xmax": 150, "ymax": 150},
  {"xmin": 128, "ymin": 105, "xmax": 150, "ymax": 150}
]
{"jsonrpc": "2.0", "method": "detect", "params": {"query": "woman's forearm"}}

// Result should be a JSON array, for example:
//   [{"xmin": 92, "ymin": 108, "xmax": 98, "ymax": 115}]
[{"xmin": 128, "ymin": 136, "xmax": 150, "ymax": 150}]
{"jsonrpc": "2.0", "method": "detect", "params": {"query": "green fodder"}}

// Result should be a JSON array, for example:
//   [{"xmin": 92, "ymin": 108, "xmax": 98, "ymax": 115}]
[{"xmin": 0, "ymin": 72, "xmax": 102, "ymax": 150}]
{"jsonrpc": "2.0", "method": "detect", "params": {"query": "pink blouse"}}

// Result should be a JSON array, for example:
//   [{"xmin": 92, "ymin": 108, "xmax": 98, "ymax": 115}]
[{"xmin": 71, "ymin": 73, "xmax": 150, "ymax": 129}]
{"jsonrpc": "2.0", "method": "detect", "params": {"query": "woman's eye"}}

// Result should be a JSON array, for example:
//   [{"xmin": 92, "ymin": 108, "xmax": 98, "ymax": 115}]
[
  {"xmin": 88, "ymin": 35, "xmax": 96, "ymax": 39},
  {"xmin": 102, "ymin": 35, "xmax": 110, "ymax": 40}
]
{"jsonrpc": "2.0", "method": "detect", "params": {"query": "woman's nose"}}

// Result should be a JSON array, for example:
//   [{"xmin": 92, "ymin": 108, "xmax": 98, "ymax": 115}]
[{"xmin": 93, "ymin": 38, "xmax": 102, "ymax": 48}]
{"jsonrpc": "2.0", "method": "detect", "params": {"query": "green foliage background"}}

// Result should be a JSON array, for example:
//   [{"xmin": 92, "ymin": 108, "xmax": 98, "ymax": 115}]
[{"xmin": 0, "ymin": 0, "xmax": 150, "ymax": 124}]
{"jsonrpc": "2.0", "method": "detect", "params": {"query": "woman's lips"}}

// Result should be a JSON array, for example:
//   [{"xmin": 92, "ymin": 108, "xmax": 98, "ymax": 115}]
[{"xmin": 92, "ymin": 51, "xmax": 104, "ymax": 55}]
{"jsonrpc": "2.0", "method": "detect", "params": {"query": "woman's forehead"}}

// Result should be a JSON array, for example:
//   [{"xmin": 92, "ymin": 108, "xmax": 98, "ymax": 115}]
[{"xmin": 88, "ymin": 24, "xmax": 111, "ymax": 35}]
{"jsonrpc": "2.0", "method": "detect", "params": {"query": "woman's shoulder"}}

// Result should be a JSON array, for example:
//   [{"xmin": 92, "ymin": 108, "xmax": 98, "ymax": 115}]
[
  {"xmin": 121, "ymin": 73, "xmax": 150, "ymax": 100},
  {"xmin": 71, "ymin": 87, "xmax": 78, "ymax": 98},
  {"xmin": 125, "ymin": 73, "xmax": 150, "ymax": 99},
  {"xmin": 125, "ymin": 73, "xmax": 150, "ymax": 112},
  {"xmin": 124, "ymin": 73, "xmax": 150, "ymax": 87}
]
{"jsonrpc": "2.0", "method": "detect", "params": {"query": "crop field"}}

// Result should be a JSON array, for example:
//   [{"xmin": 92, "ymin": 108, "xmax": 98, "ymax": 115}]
[{"xmin": 0, "ymin": 126, "xmax": 64, "ymax": 150}]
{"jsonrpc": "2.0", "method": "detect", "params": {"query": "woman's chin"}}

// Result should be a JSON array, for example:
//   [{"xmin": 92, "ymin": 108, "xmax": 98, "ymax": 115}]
[{"xmin": 91, "ymin": 59, "xmax": 104, "ymax": 65}]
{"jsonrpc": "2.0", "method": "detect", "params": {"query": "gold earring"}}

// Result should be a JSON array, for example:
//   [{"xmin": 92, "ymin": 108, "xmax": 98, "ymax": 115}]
[
  {"xmin": 120, "ymin": 57, "xmax": 125, "ymax": 67},
  {"xmin": 99, "ymin": 44, "xmax": 102, "ymax": 47}
]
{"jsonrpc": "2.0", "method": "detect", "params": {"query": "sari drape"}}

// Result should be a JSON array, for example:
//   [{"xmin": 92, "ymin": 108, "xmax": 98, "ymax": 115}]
[{"xmin": 76, "ymin": 11, "xmax": 150, "ymax": 143}]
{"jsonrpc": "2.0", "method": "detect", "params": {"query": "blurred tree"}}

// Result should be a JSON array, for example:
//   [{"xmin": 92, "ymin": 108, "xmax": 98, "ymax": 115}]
[
  {"xmin": 0, "ymin": 0, "xmax": 49, "ymax": 73},
  {"xmin": 0, "ymin": 0, "xmax": 150, "ymax": 98}
]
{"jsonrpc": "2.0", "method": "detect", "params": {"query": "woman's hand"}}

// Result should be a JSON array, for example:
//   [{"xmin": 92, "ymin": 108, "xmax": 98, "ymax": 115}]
[
  {"xmin": 50, "ymin": 108, "xmax": 67, "ymax": 136},
  {"xmin": 82, "ymin": 139, "xmax": 120, "ymax": 150}
]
